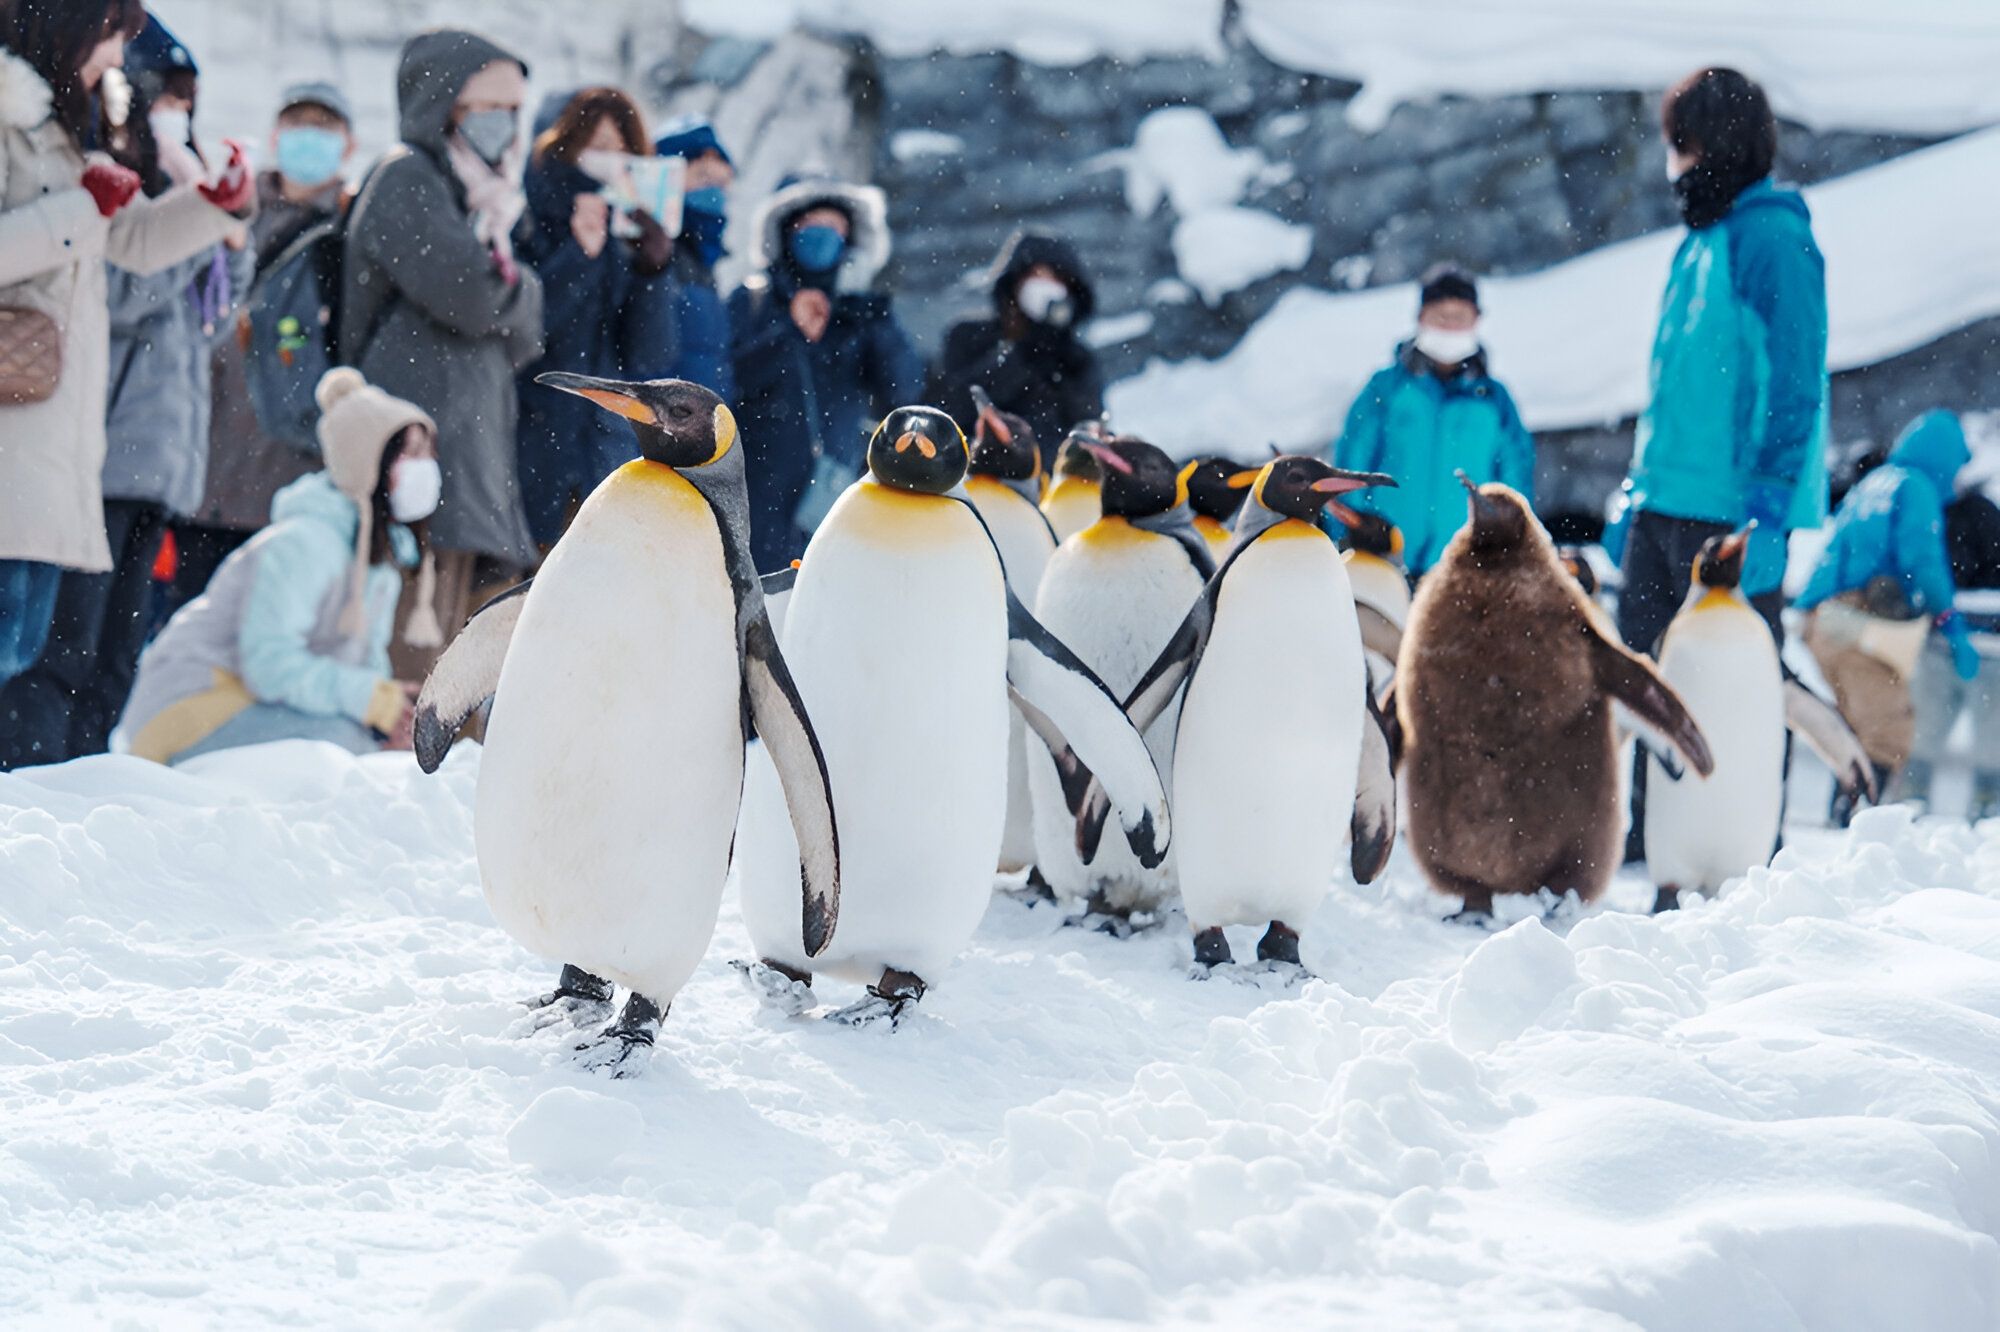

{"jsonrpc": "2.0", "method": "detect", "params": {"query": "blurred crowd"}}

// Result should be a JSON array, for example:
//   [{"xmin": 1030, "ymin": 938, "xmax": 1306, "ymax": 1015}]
[{"xmin": 1, "ymin": 5, "xmax": 1994, "ymax": 827}]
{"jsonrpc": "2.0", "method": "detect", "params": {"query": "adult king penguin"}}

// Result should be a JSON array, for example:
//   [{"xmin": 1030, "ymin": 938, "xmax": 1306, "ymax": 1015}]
[
  {"xmin": 411, "ymin": 376, "xmax": 839, "ymax": 1075},
  {"xmin": 735, "ymin": 405, "xmax": 1170, "ymax": 1025},
  {"xmin": 1645, "ymin": 525, "xmax": 1876, "ymax": 911},
  {"xmin": 1042, "ymin": 422, "xmax": 1108, "ymax": 543},
  {"xmin": 1340, "ymin": 510, "xmax": 1411, "ymax": 686},
  {"xmin": 1185, "ymin": 456, "xmax": 1250, "ymax": 555},
  {"xmin": 1387, "ymin": 476, "xmax": 1713, "ymax": 922},
  {"xmin": 1028, "ymin": 435, "xmax": 1215, "ymax": 925},
  {"xmin": 961, "ymin": 387, "xmax": 1059, "ymax": 876},
  {"xmin": 1105, "ymin": 456, "xmax": 1400, "ymax": 973}
]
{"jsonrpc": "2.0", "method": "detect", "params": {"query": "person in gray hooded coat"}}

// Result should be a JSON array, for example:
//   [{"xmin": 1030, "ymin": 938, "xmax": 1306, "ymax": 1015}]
[{"xmin": 338, "ymin": 29, "xmax": 543, "ymax": 670}]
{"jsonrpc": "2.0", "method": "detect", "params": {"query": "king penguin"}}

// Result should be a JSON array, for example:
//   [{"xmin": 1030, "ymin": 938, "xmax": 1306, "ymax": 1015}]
[
  {"xmin": 1028, "ymin": 435, "xmax": 1216, "ymax": 926},
  {"xmin": 1645, "ymin": 526, "xmax": 1877, "ymax": 911},
  {"xmin": 735, "ymin": 406, "xmax": 1170, "ymax": 1025},
  {"xmin": 1042, "ymin": 422, "xmax": 1108, "ymax": 543},
  {"xmin": 1339, "ymin": 509, "xmax": 1411, "ymax": 686},
  {"xmin": 1387, "ymin": 477, "xmax": 1714, "ymax": 922},
  {"xmin": 1185, "ymin": 456, "xmax": 1250, "ymax": 556},
  {"xmin": 411, "ymin": 376, "xmax": 839, "ymax": 1075},
  {"xmin": 1108, "ymin": 456, "xmax": 1400, "ymax": 973},
  {"xmin": 960, "ymin": 387, "xmax": 1059, "ymax": 876}
]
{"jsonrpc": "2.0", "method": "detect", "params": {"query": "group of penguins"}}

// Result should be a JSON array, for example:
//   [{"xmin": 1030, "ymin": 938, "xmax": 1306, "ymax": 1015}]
[{"xmin": 412, "ymin": 374, "xmax": 1878, "ymax": 1075}]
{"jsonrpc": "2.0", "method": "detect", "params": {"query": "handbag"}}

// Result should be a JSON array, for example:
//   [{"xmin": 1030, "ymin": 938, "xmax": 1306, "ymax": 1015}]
[{"xmin": 0, "ymin": 304, "xmax": 61, "ymax": 405}]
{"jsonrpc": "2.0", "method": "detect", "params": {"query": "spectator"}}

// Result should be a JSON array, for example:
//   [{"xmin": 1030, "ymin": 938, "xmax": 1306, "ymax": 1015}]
[
  {"xmin": 338, "ymin": 29, "xmax": 543, "ymax": 673},
  {"xmin": 120, "ymin": 369, "xmax": 439, "ymax": 764},
  {"xmin": 172, "ymin": 80, "xmax": 359, "ymax": 613},
  {"xmin": 930, "ymin": 229, "xmax": 1100, "ymax": 459},
  {"xmin": 729, "ymin": 177, "xmax": 923, "ymax": 571},
  {"xmin": 1796, "ymin": 410, "xmax": 1980, "ymax": 809},
  {"xmin": 653, "ymin": 116, "xmax": 737, "ymax": 399},
  {"xmin": 515, "ymin": 86, "xmax": 677, "ymax": 550},
  {"xmin": 1612, "ymin": 67, "xmax": 1829, "ymax": 656},
  {"xmin": 0, "ymin": 13, "xmax": 256, "ymax": 768},
  {"xmin": 1329, "ymin": 264, "xmax": 1534, "ymax": 576},
  {"xmin": 1897, "ymin": 479, "xmax": 2000, "ymax": 816},
  {"xmin": 0, "ymin": 0, "xmax": 249, "ymax": 703}
]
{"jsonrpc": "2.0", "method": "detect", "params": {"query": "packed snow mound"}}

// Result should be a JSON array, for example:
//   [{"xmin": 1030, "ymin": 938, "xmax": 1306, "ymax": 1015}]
[
  {"xmin": 1118, "ymin": 107, "xmax": 1271, "ymax": 218},
  {"xmin": 1110, "ymin": 125, "xmax": 2000, "ymax": 455},
  {"xmin": 1175, "ymin": 207, "xmax": 1314, "ymax": 305},
  {"xmin": 683, "ymin": 0, "xmax": 1226, "ymax": 66},
  {"xmin": 4, "ymin": 744, "xmax": 1998, "ymax": 1325}
]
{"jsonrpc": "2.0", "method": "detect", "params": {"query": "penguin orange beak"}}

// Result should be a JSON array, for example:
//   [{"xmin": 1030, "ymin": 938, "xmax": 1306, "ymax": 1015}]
[
  {"xmin": 895, "ymin": 431, "xmax": 939, "ymax": 459},
  {"xmin": 970, "ymin": 386, "xmax": 1012, "ymax": 446},
  {"xmin": 1717, "ymin": 523, "xmax": 1755, "ymax": 563},
  {"xmin": 1083, "ymin": 442, "xmax": 1134, "ymax": 476},
  {"xmin": 537, "ymin": 371, "xmax": 654, "ymax": 424}
]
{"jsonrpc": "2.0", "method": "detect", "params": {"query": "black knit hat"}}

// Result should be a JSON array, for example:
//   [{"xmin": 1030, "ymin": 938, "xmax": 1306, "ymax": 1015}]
[{"xmin": 1418, "ymin": 263, "xmax": 1479, "ymax": 311}]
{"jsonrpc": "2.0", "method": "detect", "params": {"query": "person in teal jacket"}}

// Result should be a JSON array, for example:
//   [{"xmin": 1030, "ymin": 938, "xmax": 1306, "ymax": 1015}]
[
  {"xmin": 1610, "ymin": 68, "xmax": 1829, "ymax": 658},
  {"xmin": 1332, "ymin": 265, "xmax": 1535, "ymax": 575}
]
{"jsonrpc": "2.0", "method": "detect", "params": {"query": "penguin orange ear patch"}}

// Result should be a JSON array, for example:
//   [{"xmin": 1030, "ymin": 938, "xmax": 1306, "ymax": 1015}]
[
  {"xmin": 577, "ymin": 389, "xmax": 656, "ymax": 425},
  {"xmin": 1225, "ymin": 469, "xmax": 1260, "ymax": 490}
]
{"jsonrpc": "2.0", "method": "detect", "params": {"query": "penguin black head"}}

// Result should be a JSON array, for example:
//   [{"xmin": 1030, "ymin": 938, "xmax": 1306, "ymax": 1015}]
[
  {"xmin": 1185, "ymin": 456, "xmax": 1250, "ymax": 525},
  {"xmin": 867, "ymin": 405, "xmax": 968, "ymax": 495},
  {"xmin": 1079, "ymin": 436, "xmax": 1186, "ymax": 519},
  {"xmin": 1458, "ymin": 471, "xmax": 1533, "ymax": 555},
  {"xmin": 1557, "ymin": 545, "xmax": 1600, "ymax": 597},
  {"xmin": 1052, "ymin": 422, "xmax": 1109, "ymax": 483},
  {"xmin": 538, "ymin": 373, "xmax": 736, "ymax": 470},
  {"xmin": 1342, "ymin": 510, "xmax": 1405, "ymax": 563},
  {"xmin": 1693, "ymin": 524, "xmax": 1753, "ymax": 589},
  {"xmin": 966, "ymin": 386, "xmax": 1041, "ymax": 485},
  {"xmin": 1234, "ymin": 455, "xmax": 1397, "ymax": 526}
]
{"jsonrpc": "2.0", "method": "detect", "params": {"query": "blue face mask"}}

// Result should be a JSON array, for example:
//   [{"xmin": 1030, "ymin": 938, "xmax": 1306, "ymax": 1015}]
[
  {"xmin": 275, "ymin": 126, "xmax": 345, "ymax": 188},
  {"xmin": 788, "ymin": 224, "xmax": 846, "ymax": 274},
  {"xmin": 683, "ymin": 188, "xmax": 727, "ymax": 267}
]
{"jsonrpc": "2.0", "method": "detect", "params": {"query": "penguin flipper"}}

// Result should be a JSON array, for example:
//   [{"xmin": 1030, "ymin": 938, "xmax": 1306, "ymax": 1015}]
[
  {"xmin": 1783, "ymin": 675, "xmax": 1879, "ymax": 803},
  {"xmin": 1356, "ymin": 603, "xmax": 1403, "ymax": 666},
  {"xmin": 1003, "ymin": 590, "xmax": 1172, "ymax": 869},
  {"xmin": 742, "ymin": 608, "xmax": 841, "ymax": 958},
  {"xmin": 1589, "ymin": 633, "xmax": 1715, "ymax": 779},
  {"xmin": 1352, "ymin": 691, "xmax": 1398, "ymax": 883},
  {"xmin": 411, "ymin": 578, "xmax": 533, "ymax": 774}
]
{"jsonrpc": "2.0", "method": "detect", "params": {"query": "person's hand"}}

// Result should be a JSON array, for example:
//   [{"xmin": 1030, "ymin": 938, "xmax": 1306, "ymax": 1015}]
[
  {"xmin": 382, "ymin": 681, "xmax": 421, "ymax": 751},
  {"xmin": 80, "ymin": 161, "xmax": 141, "ymax": 218},
  {"xmin": 1740, "ymin": 482, "xmax": 1792, "ymax": 598},
  {"xmin": 630, "ymin": 207, "xmax": 673, "ymax": 276},
  {"xmin": 197, "ymin": 141, "xmax": 255, "ymax": 216},
  {"xmin": 1939, "ymin": 610, "xmax": 1982, "ymax": 681},
  {"xmin": 790, "ymin": 288, "xmax": 832, "ymax": 343},
  {"xmin": 571, "ymin": 193, "xmax": 610, "ymax": 259}
]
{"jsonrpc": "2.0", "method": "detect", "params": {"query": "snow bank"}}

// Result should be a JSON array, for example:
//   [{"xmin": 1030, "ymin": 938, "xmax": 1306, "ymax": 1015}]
[
  {"xmin": 1174, "ymin": 207, "xmax": 1314, "ymax": 304},
  {"xmin": 4, "ymin": 743, "xmax": 1998, "ymax": 1325},
  {"xmin": 1239, "ymin": 0, "xmax": 2000, "ymax": 136},
  {"xmin": 1110, "ymin": 125, "xmax": 2000, "ymax": 455},
  {"xmin": 682, "ymin": 0, "xmax": 1225, "ymax": 66}
]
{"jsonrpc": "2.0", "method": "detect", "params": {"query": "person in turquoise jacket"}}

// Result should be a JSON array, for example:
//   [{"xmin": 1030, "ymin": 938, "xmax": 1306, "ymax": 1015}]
[
  {"xmin": 1332, "ymin": 265, "xmax": 1535, "ymax": 575},
  {"xmin": 118, "ymin": 370, "xmax": 445, "ymax": 765},
  {"xmin": 1610, "ymin": 68, "xmax": 1829, "ymax": 658}
]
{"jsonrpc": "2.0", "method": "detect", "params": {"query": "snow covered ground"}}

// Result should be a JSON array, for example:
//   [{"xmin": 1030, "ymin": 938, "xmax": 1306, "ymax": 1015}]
[{"xmin": 4, "ymin": 742, "xmax": 1998, "ymax": 1328}]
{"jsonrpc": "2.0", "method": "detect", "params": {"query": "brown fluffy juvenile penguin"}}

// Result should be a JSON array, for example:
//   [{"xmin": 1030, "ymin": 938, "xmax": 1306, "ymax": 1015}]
[{"xmin": 1388, "ymin": 477, "xmax": 1714, "ymax": 921}]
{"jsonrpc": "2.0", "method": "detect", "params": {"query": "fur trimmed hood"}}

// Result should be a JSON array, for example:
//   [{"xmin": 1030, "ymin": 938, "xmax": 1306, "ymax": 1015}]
[
  {"xmin": 0, "ymin": 48, "xmax": 54, "ymax": 131},
  {"xmin": 749, "ymin": 177, "xmax": 892, "ymax": 295}
]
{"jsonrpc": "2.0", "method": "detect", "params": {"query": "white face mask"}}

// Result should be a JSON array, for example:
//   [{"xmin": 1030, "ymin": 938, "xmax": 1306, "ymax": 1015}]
[
  {"xmin": 390, "ymin": 457, "xmax": 442, "ymax": 523},
  {"xmin": 1414, "ymin": 325, "xmax": 1480, "ymax": 366},
  {"xmin": 1017, "ymin": 275, "xmax": 1073, "ymax": 327},
  {"xmin": 149, "ymin": 107, "xmax": 191, "ymax": 146}
]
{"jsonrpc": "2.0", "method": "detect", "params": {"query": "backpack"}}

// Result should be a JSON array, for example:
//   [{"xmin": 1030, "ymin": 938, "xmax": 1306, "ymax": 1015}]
[{"xmin": 241, "ymin": 151, "xmax": 403, "ymax": 452}]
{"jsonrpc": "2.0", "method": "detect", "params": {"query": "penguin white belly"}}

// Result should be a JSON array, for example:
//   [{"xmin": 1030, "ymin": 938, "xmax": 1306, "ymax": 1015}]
[
  {"xmin": 1028, "ymin": 519, "xmax": 1204, "ymax": 911},
  {"xmin": 1645, "ymin": 598, "xmax": 1785, "ymax": 895},
  {"xmin": 1174, "ymin": 524, "xmax": 1364, "ymax": 931},
  {"xmin": 476, "ymin": 462, "xmax": 743, "ymax": 1001},
  {"xmin": 967, "ymin": 478, "xmax": 1058, "ymax": 874},
  {"xmin": 1344, "ymin": 551, "xmax": 1411, "ymax": 630},
  {"xmin": 738, "ymin": 481, "xmax": 1010, "ymax": 984}
]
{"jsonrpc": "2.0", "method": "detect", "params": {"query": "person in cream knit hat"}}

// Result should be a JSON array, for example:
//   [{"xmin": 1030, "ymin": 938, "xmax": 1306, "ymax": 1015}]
[{"xmin": 119, "ymin": 369, "xmax": 442, "ymax": 764}]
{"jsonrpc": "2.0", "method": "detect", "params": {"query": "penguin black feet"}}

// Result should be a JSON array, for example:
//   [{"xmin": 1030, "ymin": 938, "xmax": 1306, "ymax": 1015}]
[
  {"xmin": 1443, "ymin": 888, "xmax": 1496, "ymax": 929},
  {"xmin": 1651, "ymin": 884, "xmax": 1682, "ymax": 914},
  {"xmin": 1191, "ymin": 927, "xmax": 1233, "ymax": 973},
  {"xmin": 1024, "ymin": 866, "xmax": 1058, "ymax": 904},
  {"xmin": 523, "ymin": 964, "xmax": 615, "ymax": 1032},
  {"xmin": 828, "ymin": 967, "xmax": 927, "ymax": 1029},
  {"xmin": 1257, "ymin": 921, "xmax": 1301, "ymax": 966},
  {"xmin": 575, "ymin": 992, "xmax": 665, "ymax": 1078},
  {"xmin": 733, "ymin": 957, "xmax": 816, "ymax": 1016}
]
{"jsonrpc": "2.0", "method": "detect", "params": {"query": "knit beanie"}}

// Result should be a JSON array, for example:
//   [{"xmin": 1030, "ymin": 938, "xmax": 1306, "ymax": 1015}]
[
  {"xmin": 314, "ymin": 368, "xmax": 442, "ymax": 647},
  {"xmin": 1418, "ymin": 263, "xmax": 1479, "ymax": 312}
]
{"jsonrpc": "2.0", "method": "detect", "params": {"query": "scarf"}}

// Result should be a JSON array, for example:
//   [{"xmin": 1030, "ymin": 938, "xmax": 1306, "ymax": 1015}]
[{"xmin": 446, "ymin": 133, "xmax": 526, "ymax": 284}]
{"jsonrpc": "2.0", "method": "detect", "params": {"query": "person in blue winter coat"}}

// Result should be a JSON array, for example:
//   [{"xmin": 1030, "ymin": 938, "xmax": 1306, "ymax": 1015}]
[
  {"xmin": 119, "ymin": 370, "xmax": 443, "ymax": 765},
  {"xmin": 729, "ymin": 177, "xmax": 925, "ymax": 571},
  {"xmin": 1796, "ymin": 410, "xmax": 1980, "ymax": 797},
  {"xmin": 1610, "ymin": 67, "xmax": 1829, "ymax": 657},
  {"xmin": 1331, "ymin": 264, "xmax": 1534, "ymax": 576},
  {"xmin": 515, "ymin": 88, "xmax": 678, "ymax": 550},
  {"xmin": 653, "ymin": 117, "xmax": 736, "ymax": 400}
]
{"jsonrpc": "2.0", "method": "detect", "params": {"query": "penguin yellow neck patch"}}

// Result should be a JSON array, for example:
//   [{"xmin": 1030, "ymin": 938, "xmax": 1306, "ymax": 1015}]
[
  {"xmin": 1078, "ymin": 515, "xmax": 1155, "ymax": 549},
  {"xmin": 1693, "ymin": 587, "xmax": 1747, "ymax": 613},
  {"xmin": 604, "ymin": 457, "xmax": 709, "ymax": 514},
  {"xmin": 1262, "ymin": 517, "xmax": 1327, "ymax": 541}
]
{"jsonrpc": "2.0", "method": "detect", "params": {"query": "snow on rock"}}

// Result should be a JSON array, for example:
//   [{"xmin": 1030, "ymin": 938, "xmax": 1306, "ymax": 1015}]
[
  {"xmin": 1118, "ymin": 107, "xmax": 1269, "ymax": 218},
  {"xmin": 1111, "ymin": 125, "xmax": 2000, "ymax": 455},
  {"xmin": 3, "ymin": 745, "xmax": 1999, "ymax": 1325},
  {"xmin": 1173, "ymin": 206, "xmax": 1315, "ymax": 305},
  {"xmin": 683, "ymin": 0, "xmax": 1225, "ymax": 66}
]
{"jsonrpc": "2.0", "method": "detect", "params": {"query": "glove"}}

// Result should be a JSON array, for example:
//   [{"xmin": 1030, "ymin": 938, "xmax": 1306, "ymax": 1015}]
[
  {"xmin": 197, "ymin": 141, "xmax": 255, "ymax": 216},
  {"xmin": 1939, "ymin": 610, "xmax": 1981, "ymax": 681},
  {"xmin": 80, "ymin": 161, "xmax": 141, "ymax": 218},
  {"xmin": 1740, "ymin": 482, "xmax": 1792, "ymax": 598},
  {"xmin": 630, "ymin": 207, "xmax": 673, "ymax": 277},
  {"xmin": 1600, "ymin": 481, "xmax": 1633, "ymax": 566}
]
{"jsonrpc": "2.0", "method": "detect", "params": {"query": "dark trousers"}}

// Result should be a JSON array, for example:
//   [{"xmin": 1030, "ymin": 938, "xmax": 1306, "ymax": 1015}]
[
  {"xmin": 1617, "ymin": 509, "xmax": 1787, "ymax": 860},
  {"xmin": 0, "ymin": 500, "xmax": 168, "ymax": 769},
  {"xmin": 161, "ymin": 521, "xmax": 252, "ymax": 624},
  {"xmin": 0, "ymin": 559, "xmax": 63, "ymax": 689}
]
